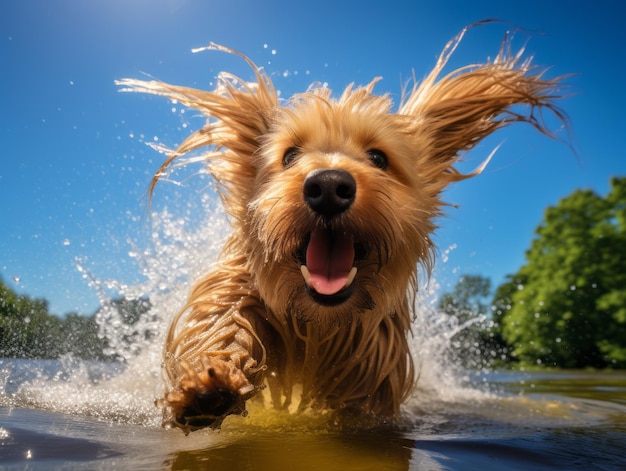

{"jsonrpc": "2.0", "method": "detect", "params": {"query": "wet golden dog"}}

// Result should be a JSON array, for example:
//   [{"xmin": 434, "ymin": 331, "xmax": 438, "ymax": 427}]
[{"xmin": 118, "ymin": 26, "xmax": 566, "ymax": 434}]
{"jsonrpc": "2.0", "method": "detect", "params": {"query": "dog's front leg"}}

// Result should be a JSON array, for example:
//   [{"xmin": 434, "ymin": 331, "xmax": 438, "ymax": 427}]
[{"xmin": 156, "ymin": 267, "xmax": 269, "ymax": 433}]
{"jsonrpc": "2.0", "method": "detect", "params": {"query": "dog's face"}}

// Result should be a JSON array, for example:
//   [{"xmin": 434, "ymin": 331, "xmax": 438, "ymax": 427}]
[
  {"xmin": 118, "ymin": 38, "xmax": 564, "ymax": 328},
  {"xmin": 247, "ymin": 87, "xmax": 439, "ymax": 324}
]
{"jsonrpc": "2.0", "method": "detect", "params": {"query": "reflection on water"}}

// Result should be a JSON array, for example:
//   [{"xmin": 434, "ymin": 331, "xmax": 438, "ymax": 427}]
[
  {"xmin": 1, "ymin": 364, "xmax": 625, "ymax": 470},
  {"xmin": 498, "ymin": 369, "xmax": 626, "ymax": 405},
  {"xmin": 166, "ymin": 427, "xmax": 416, "ymax": 471}
]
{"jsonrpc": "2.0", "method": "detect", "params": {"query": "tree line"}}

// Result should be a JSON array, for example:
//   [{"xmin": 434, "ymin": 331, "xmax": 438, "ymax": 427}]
[
  {"xmin": 2, "ymin": 177, "xmax": 625, "ymax": 369},
  {"xmin": 0, "ymin": 280, "xmax": 150, "ymax": 361},
  {"xmin": 440, "ymin": 177, "xmax": 626, "ymax": 369}
]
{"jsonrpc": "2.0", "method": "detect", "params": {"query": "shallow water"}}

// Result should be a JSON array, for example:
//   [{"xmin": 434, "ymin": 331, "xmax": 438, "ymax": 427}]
[{"xmin": 1, "ymin": 362, "xmax": 625, "ymax": 470}]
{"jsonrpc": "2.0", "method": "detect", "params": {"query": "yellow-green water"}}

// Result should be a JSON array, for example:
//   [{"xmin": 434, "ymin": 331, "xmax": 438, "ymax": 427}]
[{"xmin": 1, "ymin": 363, "xmax": 624, "ymax": 470}]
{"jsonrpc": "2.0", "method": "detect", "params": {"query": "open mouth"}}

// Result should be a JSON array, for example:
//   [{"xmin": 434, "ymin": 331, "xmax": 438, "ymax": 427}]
[{"xmin": 299, "ymin": 228, "xmax": 359, "ymax": 306}]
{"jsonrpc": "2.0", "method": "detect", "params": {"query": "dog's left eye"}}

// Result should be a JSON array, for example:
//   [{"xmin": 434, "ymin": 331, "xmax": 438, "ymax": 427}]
[
  {"xmin": 366, "ymin": 149, "xmax": 389, "ymax": 170},
  {"xmin": 282, "ymin": 147, "xmax": 300, "ymax": 167}
]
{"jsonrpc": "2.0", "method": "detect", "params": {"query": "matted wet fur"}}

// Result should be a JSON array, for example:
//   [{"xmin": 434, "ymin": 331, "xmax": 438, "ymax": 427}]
[{"xmin": 117, "ymin": 25, "xmax": 568, "ymax": 434}]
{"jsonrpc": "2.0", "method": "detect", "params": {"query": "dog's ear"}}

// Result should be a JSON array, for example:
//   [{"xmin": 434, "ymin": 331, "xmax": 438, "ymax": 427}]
[
  {"xmin": 399, "ymin": 28, "xmax": 568, "ymax": 190},
  {"xmin": 116, "ymin": 44, "xmax": 279, "ymax": 209}
]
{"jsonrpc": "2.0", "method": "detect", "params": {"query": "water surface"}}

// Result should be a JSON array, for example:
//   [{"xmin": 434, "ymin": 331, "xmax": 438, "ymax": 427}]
[{"xmin": 1, "ymin": 362, "xmax": 624, "ymax": 470}]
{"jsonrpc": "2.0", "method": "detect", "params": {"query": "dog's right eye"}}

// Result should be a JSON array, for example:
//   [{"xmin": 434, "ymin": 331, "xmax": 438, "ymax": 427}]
[
  {"xmin": 282, "ymin": 147, "xmax": 300, "ymax": 167},
  {"xmin": 366, "ymin": 148, "xmax": 389, "ymax": 171}
]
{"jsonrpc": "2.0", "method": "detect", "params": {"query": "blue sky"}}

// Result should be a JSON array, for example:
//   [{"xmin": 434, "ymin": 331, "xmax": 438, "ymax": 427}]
[{"xmin": 2, "ymin": 0, "xmax": 625, "ymax": 316}]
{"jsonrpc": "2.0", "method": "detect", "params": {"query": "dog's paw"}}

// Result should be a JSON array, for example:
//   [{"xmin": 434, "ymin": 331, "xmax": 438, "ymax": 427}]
[{"xmin": 157, "ymin": 357, "xmax": 256, "ymax": 433}]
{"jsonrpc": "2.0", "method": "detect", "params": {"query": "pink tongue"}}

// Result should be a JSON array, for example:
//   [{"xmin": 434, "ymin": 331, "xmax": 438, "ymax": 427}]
[{"xmin": 306, "ymin": 229, "xmax": 355, "ymax": 295}]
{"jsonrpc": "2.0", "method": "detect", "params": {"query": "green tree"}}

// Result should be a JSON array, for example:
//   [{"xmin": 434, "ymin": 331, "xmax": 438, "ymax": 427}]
[
  {"xmin": 500, "ymin": 177, "xmax": 626, "ymax": 368},
  {"xmin": 485, "ymin": 274, "xmax": 530, "ymax": 366},
  {"xmin": 440, "ymin": 275, "xmax": 492, "ymax": 316},
  {"xmin": 438, "ymin": 274, "xmax": 498, "ymax": 367},
  {"xmin": 59, "ymin": 313, "xmax": 110, "ymax": 360},
  {"xmin": 490, "ymin": 273, "xmax": 529, "ymax": 366},
  {"xmin": 0, "ymin": 278, "xmax": 63, "ymax": 358},
  {"xmin": 0, "ymin": 278, "xmax": 114, "ymax": 360}
]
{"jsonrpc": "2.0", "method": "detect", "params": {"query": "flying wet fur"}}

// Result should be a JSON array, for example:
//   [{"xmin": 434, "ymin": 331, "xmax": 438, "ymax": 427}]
[{"xmin": 117, "ymin": 25, "xmax": 567, "ymax": 434}]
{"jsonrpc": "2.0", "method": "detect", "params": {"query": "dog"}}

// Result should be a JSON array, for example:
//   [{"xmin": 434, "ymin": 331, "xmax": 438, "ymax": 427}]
[{"xmin": 117, "ymin": 26, "xmax": 566, "ymax": 434}]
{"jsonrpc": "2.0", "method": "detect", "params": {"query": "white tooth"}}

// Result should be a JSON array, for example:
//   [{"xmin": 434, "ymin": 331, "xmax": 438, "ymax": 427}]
[
  {"xmin": 344, "ymin": 267, "xmax": 357, "ymax": 288},
  {"xmin": 300, "ymin": 265, "xmax": 311, "ymax": 283}
]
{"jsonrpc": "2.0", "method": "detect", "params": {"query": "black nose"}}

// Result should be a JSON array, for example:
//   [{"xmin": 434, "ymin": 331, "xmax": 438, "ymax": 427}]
[{"xmin": 303, "ymin": 169, "xmax": 356, "ymax": 217}]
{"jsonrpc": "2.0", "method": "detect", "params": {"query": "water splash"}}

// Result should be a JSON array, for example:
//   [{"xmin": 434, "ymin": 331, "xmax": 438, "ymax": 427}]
[
  {"xmin": 1, "ymin": 195, "xmax": 230, "ymax": 426},
  {"xmin": 406, "ymin": 276, "xmax": 492, "ymax": 418}
]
